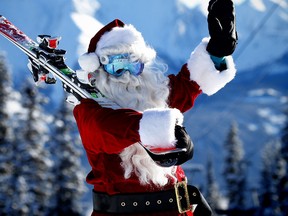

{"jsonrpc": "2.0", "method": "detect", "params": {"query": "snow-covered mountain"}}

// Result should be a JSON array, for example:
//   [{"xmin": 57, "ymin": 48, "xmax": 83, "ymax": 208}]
[
  {"xmin": 1, "ymin": 0, "xmax": 287, "ymax": 71},
  {"xmin": 1, "ymin": 0, "xmax": 287, "ymax": 208}
]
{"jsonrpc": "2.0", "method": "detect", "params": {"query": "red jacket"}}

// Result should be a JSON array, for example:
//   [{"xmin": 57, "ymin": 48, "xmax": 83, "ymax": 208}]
[{"xmin": 73, "ymin": 64, "xmax": 202, "ymax": 216}]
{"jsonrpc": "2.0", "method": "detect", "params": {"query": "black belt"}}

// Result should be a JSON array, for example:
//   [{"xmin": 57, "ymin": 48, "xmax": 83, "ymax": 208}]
[{"xmin": 93, "ymin": 179, "xmax": 212, "ymax": 215}]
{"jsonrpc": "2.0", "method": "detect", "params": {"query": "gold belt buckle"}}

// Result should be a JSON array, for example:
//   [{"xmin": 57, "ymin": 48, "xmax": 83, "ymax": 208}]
[{"xmin": 174, "ymin": 178, "xmax": 191, "ymax": 213}]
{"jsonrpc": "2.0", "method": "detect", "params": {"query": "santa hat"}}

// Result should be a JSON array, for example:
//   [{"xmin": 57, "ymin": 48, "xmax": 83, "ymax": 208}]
[{"xmin": 78, "ymin": 19, "xmax": 156, "ymax": 72}]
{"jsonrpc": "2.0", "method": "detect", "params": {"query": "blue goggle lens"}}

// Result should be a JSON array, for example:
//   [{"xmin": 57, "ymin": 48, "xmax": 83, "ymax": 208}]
[{"xmin": 103, "ymin": 54, "xmax": 144, "ymax": 77}]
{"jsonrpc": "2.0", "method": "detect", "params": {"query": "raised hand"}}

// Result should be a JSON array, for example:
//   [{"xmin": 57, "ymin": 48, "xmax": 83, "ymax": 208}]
[{"xmin": 206, "ymin": 0, "xmax": 238, "ymax": 57}]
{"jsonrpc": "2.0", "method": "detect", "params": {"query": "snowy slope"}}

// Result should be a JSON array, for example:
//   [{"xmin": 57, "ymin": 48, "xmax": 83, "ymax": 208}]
[{"xmin": 1, "ymin": 0, "xmax": 288, "ymax": 210}]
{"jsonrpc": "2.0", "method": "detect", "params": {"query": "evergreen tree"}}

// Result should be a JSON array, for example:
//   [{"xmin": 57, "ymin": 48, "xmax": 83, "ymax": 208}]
[
  {"xmin": 223, "ymin": 121, "xmax": 247, "ymax": 211},
  {"xmin": 259, "ymin": 140, "xmax": 285, "ymax": 216},
  {"xmin": 48, "ymin": 99, "xmax": 87, "ymax": 215},
  {"xmin": 0, "ymin": 53, "xmax": 14, "ymax": 214},
  {"xmin": 206, "ymin": 154, "xmax": 222, "ymax": 215},
  {"xmin": 0, "ymin": 53, "xmax": 12, "ymax": 143},
  {"xmin": 11, "ymin": 83, "xmax": 53, "ymax": 215},
  {"xmin": 281, "ymin": 108, "xmax": 288, "ymax": 162},
  {"xmin": 279, "ymin": 108, "xmax": 288, "ymax": 215}
]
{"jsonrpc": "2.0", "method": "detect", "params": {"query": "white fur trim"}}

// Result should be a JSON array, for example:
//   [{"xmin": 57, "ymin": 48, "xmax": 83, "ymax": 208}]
[
  {"xmin": 78, "ymin": 52, "xmax": 100, "ymax": 72},
  {"xmin": 96, "ymin": 24, "xmax": 156, "ymax": 63},
  {"xmin": 139, "ymin": 108, "xmax": 183, "ymax": 148},
  {"xmin": 76, "ymin": 69, "xmax": 90, "ymax": 84},
  {"xmin": 187, "ymin": 37, "xmax": 236, "ymax": 96}
]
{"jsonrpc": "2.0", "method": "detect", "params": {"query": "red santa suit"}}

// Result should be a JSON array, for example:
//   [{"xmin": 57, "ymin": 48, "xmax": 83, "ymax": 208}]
[{"xmin": 73, "ymin": 19, "xmax": 236, "ymax": 216}]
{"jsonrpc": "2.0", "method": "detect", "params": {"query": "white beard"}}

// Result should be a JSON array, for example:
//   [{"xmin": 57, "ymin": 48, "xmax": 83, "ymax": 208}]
[
  {"xmin": 94, "ymin": 64, "xmax": 170, "ymax": 111},
  {"xmin": 120, "ymin": 142, "xmax": 177, "ymax": 186},
  {"xmin": 94, "ymin": 64, "xmax": 177, "ymax": 186}
]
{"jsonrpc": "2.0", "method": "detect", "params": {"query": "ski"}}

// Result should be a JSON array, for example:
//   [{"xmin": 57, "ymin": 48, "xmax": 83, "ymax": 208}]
[{"xmin": 0, "ymin": 15, "xmax": 119, "ymax": 109}]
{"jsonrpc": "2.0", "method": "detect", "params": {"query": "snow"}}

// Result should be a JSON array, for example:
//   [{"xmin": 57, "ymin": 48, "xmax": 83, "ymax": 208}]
[
  {"xmin": 72, "ymin": 0, "xmax": 100, "ymax": 16},
  {"xmin": 177, "ymin": 0, "xmax": 209, "ymax": 14},
  {"xmin": 257, "ymin": 107, "xmax": 286, "ymax": 125},
  {"xmin": 71, "ymin": 13, "xmax": 103, "ymax": 55},
  {"xmin": 6, "ymin": 100, "xmax": 22, "ymax": 115},
  {"xmin": 218, "ymin": 196, "xmax": 229, "ymax": 210},
  {"xmin": 248, "ymin": 88, "xmax": 279, "ymax": 97},
  {"xmin": 258, "ymin": 108, "xmax": 274, "ymax": 118},
  {"xmin": 250, "ymin": 0, "xmax": 267, "ymax": 11},
  {"xmin": 5, "ymin": 91, "xmax": 27, "ymax": 118},
  {"xmin": 71, "ymin": 0, "xmax": 103, "ymax": 55},
  {"xmin": 247, "ymin": 123, "xmax": 258, "ymax": 131},
  {"xmin": 280, "ymin": 96, "xmax": 288, "ymax": 103},
  {"xmin": 257, "ymin": 107, "xmax": 286, "ymax": 134},
  {"xmin": 263, "ymin": 122, "xmax": 280, "ymax": 135},
  {"xmin": 178, "ymin": 0, "xmax": 203, "ymax": 9},
  {"xmin": 273, "ymin": 0, "xmax": 288, "ymax": 8}
]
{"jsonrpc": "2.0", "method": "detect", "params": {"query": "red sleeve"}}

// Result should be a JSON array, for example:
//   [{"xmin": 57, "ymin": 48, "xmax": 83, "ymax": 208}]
[
  {"xmin": 168, "ymin": 64, "xmax": 202, "ymax": 112},
  {"xmin": 73, "ymin": 99, "xmax": 142, "ymax": 154}
]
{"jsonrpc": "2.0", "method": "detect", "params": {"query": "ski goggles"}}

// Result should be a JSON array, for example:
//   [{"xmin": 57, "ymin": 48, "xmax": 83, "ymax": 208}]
[{"xmin": 103, "ymin": 53, "xmax": 144, "ymax": 77}]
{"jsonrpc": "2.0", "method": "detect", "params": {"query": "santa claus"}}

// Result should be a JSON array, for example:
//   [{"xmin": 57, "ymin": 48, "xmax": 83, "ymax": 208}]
[{"xmin": 68, "ymin": 0, "xmax": 237, "ymax": 215}]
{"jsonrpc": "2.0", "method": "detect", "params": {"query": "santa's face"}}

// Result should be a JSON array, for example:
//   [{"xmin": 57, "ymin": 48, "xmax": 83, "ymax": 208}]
[{"xmin": 93, "ymin": 60, "xmax": 170, "ymax": 111}]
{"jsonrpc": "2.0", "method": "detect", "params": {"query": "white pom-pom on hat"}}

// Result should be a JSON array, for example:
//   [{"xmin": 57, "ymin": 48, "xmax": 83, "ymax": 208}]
[{"xmin": 78, "ymin": 52, "xmax": 100, "ymax": 72}]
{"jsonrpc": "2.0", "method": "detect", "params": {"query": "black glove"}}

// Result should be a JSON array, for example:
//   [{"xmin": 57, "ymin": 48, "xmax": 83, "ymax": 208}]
[
  {"xmin": 174, "ymin": 125, "xmax": 194, "ymax": 165},
  {"xmin": 141, "ymin": 125, "xmax": 193, "ymax": 167},
  {"xmin": 206, "ymin": 0, "xmax": 238, "ymax": 57}
]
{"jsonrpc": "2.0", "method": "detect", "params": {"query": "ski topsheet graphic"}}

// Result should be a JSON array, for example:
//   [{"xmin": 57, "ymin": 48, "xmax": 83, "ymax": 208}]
[{"xmin": 0, "ymin": 15, "xmax": 119, "ymax": 109}]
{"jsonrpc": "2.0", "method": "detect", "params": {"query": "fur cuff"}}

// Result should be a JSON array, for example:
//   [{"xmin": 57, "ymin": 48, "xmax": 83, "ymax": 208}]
[
  {"xmin": 187, "ymin": 37, "xmax": 236, "ymax": 96},
  {"xmin": 139, "ymin": 108, "xmax": 183, "ymax": 149}
]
